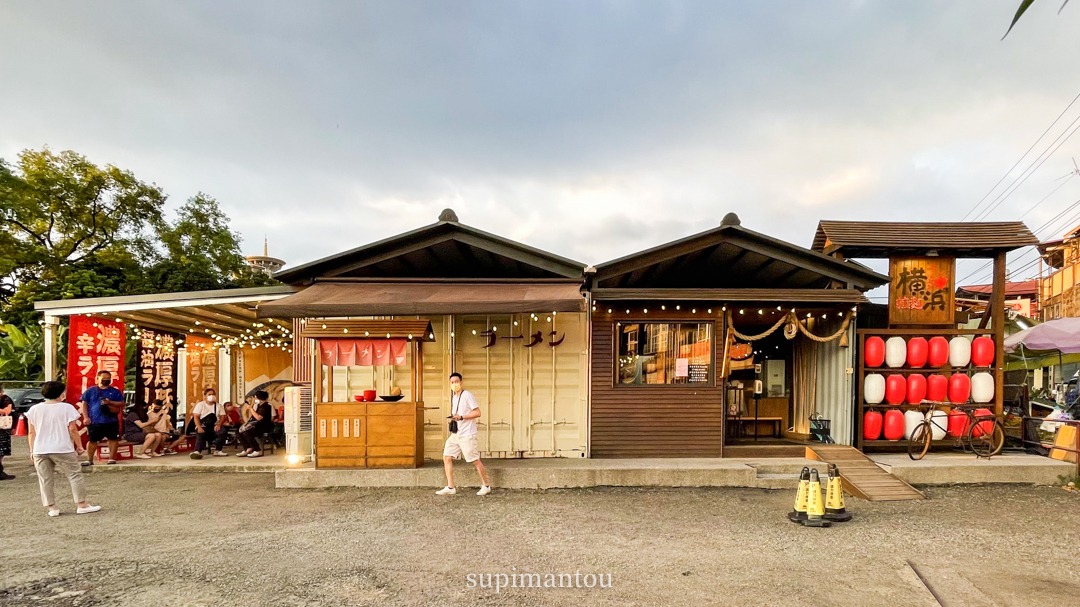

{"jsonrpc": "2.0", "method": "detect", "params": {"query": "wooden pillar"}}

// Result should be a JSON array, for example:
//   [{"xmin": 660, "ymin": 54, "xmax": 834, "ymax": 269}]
[
  {"xmin": 42, "ymin": 315, "xmax": 60, "ymax": 380},
  {"xmin": 991, "ymin": 252, "xmax": 1006, "ymax": 417}
]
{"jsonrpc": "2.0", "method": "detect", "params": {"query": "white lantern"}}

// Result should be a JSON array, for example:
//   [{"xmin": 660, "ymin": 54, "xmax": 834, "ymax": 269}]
[
  {"xmin": 971, "ymin": 372, "xmax": 994, "ymax": 403},
  {"xmin": 904, "ymin": 409, "xmax": 924, "ymax": 440},
  {"xmin": 927, "ymin": 410, "xmax": 948, "ymax": 440},
  {"xmin": 885, "ymin": 336, "xmax": 907, "ymax": 368},
  {"xmin": 864, "ymin": 374, "xmax": 886, "ymax": 404},
  {"xmin": 949, "ymin": 336, "xmax": 971, "ymax": 367}
]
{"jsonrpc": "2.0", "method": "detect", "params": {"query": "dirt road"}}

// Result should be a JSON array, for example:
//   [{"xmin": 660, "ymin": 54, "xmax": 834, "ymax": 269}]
[{"xmin": 1, "ymin": 438, "xmax": 1077, "ymax": 606}]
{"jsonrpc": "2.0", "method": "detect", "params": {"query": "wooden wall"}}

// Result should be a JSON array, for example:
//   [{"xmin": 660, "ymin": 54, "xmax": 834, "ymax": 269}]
[{"xmin": 590, "ymin": 313, "xmax": 724, "ymax": 457}]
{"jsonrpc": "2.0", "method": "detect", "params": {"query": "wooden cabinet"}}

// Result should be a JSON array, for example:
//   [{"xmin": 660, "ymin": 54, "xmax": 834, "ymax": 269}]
[{"xmin": 316, "ymin": 401, "xmax": 424, "ymax": 468}]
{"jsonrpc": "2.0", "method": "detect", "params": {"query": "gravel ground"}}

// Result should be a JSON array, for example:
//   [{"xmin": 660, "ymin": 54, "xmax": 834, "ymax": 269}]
[{"xmin": 1, "ymin": 437, "xmax": 1078, "ymax": 607}]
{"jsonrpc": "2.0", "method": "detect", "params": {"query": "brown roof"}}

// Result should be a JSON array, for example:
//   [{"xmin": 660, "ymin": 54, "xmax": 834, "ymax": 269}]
[
  {"xmin": 258, "ymin": 280, "xmax": 585, "ymax": 317},
  {"xmin": 812, "ymin": 221, "xmax": 1038, "ymax": 258},
  {"xmin": 955, "ymin": 279, "xmax": 1038, "ymax": 297},
  {"xmin": 591, "ymin": 288, "xmax": 868, "ymax": 303}
]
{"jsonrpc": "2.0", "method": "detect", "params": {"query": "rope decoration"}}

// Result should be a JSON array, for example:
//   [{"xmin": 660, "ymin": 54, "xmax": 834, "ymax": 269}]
[{"xmin": 726, "ymin": 309, "xmax": 855, "ymax": 347}]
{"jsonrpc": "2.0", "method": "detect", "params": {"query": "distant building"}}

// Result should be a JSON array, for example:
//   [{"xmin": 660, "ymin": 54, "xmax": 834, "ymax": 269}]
[
  {"xmin": 246, "ymin": 238, "xmax": 286, "ymax": 276},
  {"xmin": 1038, "ymin": 224, "xmax": 1080, "ymax": 321},
  {"xmin": 955, "ymin": 279, "xmax": 1039, "ymax": 319}
]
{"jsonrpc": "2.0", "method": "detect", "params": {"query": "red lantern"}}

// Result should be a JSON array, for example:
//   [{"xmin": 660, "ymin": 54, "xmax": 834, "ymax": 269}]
[
  {"xmin": 885, "ymin": 374, "xmax": 906, "ymax": 405},
  {"xmin": 883, "ymin": 409, "xmax": 905, "ymax": 441},
  {"xmin": 907, "ymin": 337, "xmax": 928, "ymax": 368},
  {"xmin": 927, "ymin": 374, "xmax": 948, "ymax": 402},
  {"xmin": 928, "ymin": 336, "xmax": 949, "ymax": 367},
  {"xmin": 971, "ymin": 336, "xmax": 994, "ymax": 367},
  {"xmin": 947, "ymin": 408, "xmax": 968, "ymax": 438},
  {"xmin": 906, "ymin": 374, "xmax": 927, "ymax": 405},
  {"xmin": 971, "ymin": 407, "xmax": 994, "ymax": 438},
  {"xmin": 863, "ymin": 409, "xmax": 883, "ymax": 440},
  {"xmin": 948, "ymin": 373, "xmax": 971, "ymax": 404},
  {"xmin": 864, "ymin": 336, "xmax": 885, "ymax": 368}
]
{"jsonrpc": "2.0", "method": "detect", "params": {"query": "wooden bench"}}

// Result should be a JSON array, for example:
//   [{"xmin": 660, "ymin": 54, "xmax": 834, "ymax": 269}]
[{"xmin": 727, "ymin": 416, "xmax": 783, "ymax": 439}]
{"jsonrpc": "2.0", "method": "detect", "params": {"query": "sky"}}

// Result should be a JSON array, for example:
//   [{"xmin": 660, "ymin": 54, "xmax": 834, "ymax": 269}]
[{"xmin": 2, "ymin": 1, "xmax": 1080, "ymax": 298}]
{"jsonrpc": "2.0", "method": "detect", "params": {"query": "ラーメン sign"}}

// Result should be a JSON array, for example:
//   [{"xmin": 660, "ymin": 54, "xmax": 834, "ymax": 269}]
[{"xmin": 64, "ymin": 315, "xmax": 126, "ymax": 406}]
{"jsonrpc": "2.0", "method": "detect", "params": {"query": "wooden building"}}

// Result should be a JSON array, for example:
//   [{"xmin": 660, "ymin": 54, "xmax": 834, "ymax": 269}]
[{"xmin": 587, "ymin": 213, "xmax": 888, "ymax": 457}]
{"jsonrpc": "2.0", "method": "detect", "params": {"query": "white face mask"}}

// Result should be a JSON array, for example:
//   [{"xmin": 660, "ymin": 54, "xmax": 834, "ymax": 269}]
[{"xmin": 206, "ymin": 395, "xmax": 217, "ymax": 403}]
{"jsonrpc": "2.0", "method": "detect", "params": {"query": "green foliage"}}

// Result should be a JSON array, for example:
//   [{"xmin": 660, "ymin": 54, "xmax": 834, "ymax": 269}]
[
  {"xmin": 1005, "ymin": 0, "xmax": 1070, "ymax": 38},
  {"xmin": 0, "ymin": 322, "xmax": 66, "ymax": 381}
]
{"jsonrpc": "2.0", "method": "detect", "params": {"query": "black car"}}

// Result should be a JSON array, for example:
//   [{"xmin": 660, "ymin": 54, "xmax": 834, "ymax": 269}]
[{"xmin": 3, "ymin": 386, "xmax": 46, "ymax": 419}]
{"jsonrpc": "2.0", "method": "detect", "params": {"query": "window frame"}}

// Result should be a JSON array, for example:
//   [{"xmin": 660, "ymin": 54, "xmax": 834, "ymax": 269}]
[{"xmin": 613, "ymin": 320, "xmax": 716, "ymax": 388}]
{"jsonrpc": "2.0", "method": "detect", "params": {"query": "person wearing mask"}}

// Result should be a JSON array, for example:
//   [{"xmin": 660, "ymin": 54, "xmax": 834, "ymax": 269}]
[
  {"xmin": 122, "ymin": 402, "xmax": 164, "ymax": 458},
  {"xmin": 213, "ymin": 401, "xmax": 243, "ymax": 451},
  {"xmin": 436, "ymin": 372, "xmax": 492, "ymax": 496},
  {"xmin": 0, "ymin": 384, "xmax": 14, "ymax": 480},
  {"xmin": 78, "ymin": 370, "xmax": 125, "ymax": 466},
  {"xmin": 236, "ymin": 390, "xmax": 273, "ymax": 458},
  {"xmin": 189, "ymin": 388, "xmax": 227, "ymax": 459},
  {"xmin": 26, "ymin": 380, "xmax": 102, "ymax": 516}
]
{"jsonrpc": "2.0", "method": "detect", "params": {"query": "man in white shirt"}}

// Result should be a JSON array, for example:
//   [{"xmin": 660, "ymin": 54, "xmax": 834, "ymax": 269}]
[
  {"xmin": 26, "ymin": 380, "xmax": 102, "ymax": 517},
  {"xmin": 190, "ymin": 387, "xmax": 227, "ymax": 459},
  {"xmin": 436, "ymin": 373, "xmax": 493, "ymax": 496}
]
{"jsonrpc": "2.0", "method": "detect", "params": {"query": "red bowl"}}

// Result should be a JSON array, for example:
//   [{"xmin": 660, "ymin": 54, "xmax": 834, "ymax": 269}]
[
  {"xmin": 354, "ymin": 395, "xmax": 365, "ymax": 402},
  {"xmin": 363, "ymin": 390, "xmax": 377, "ymax": 402}
]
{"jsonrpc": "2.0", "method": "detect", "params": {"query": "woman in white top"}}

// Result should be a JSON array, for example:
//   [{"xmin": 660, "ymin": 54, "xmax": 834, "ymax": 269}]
[{"xmin": 25, "ymin": 380, "xmax": 102, "ymax": 517}]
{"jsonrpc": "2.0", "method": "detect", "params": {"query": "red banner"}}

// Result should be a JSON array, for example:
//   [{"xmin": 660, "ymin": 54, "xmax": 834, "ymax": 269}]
[
  {"xmin": 318, "ymin": 339, "xmax": 407, "ymax": 367},
  {"xmin": 65, "ymin": 315, "xmax": 126, "ymax": 405}
]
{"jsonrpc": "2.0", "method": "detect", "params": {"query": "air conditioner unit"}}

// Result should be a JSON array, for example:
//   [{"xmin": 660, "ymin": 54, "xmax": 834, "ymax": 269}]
[{"xmin": 283, "ymin": 385, "xmax": 313, "ymax": 463}]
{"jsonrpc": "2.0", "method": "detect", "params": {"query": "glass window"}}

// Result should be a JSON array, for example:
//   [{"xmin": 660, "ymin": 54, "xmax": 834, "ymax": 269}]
[{"xmin": 616, "ymin": 322, "xmax": 713, "ymax": 385}]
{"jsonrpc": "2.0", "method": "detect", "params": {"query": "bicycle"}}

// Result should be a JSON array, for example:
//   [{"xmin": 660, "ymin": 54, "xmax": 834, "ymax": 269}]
[{"xmin": 907, "ymin": 402, "xmax": 1005, "ymax": 461}]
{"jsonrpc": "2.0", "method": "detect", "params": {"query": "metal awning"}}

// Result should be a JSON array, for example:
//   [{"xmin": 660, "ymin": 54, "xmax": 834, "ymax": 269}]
[
  {"xmin": 591, "ymin": 288, "xmax": 869, "ymax": 303},
  {"xmin": 33, "ymin": 286, "xmax": 298, "ymax": 339},
  {"xmin": 257, "ymin": 280, "xmax": 586, "ymax": 317}
]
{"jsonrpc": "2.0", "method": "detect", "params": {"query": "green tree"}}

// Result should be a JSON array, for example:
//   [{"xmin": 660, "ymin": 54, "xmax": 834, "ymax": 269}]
[{"xmin": 1005, "ymin": 0, "xmax": 1070, "ymax": 38}]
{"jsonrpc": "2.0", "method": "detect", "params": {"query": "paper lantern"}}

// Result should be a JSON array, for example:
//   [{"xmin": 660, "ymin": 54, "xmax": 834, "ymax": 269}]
[
  {"xmin": 864, "ymin": 336, "xmax": 885, "ymax": 368},
  {"xmin": 864, "ymin": 374, "xmax": 886, "ymax": 404},
  {"xmin": 885, "ymin": 374, "xmax": 906, "ymax": 405},
  {"xmin": 927, "ymin": 410, "xmax": 948, "ymax": 440},
  {"xmin": 906, "ymin": 337, "xmax": 928, "ymax": 368},
  {"xmin": 883, "ymin": 409, "xmax": 905, "ymax": 441},
  {"xmin": 885, "ymin": 336, "xmax": 907, "ymax": 368},
  {"xmin": 948, "ymin": 373, "xmax": 971, "ymax": 404},
  {"xmin": 949, "ymin": 337, "xmax": 971, "ymax": 367},
  {"xmin": 903, "ymin": 410, "xmax": 925, "ymax": 440},
  {"xmin": 971, "ymin": 337, "xmax": 994, "ymax": 367},
  {"xmin": 863, "ymin": 409, "xmax": 883, "ymax": 440},
  {"xmin": 947, "ymin": 408, "xmax": 968, "ymax": 438},
  {"xmin": 927, "ymin": 374, "xmax": 948, "ymax": 402},
  {"xmin": 928, "ymin": 336, "xmax": 949, "ymax": 367},
  {"xmin": 971, "ymin": 372, "xmax": 994, "ymax": 403},
  {"xmin": 971, "ymin": 407, "xmax": 995, "ymax": 438},
  {"xmin": 906, "ymin": 374, "xmax": 927, "ymax": 405}
]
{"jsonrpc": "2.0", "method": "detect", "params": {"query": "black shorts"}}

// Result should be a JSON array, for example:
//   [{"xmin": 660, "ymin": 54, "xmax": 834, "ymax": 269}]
[{"xmin": 88, "ymin": 421, "xmax": 120, "ymax": 442}]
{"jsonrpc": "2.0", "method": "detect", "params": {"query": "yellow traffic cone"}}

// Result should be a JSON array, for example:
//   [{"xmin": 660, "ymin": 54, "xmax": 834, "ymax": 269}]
[
  {"xmin": 802, "ymin": 468, "xmax": 832, "ymax": 528},
  {"xmin": 824, "ymin": 463, "xmax": 852, "ymax": 523},
  {"xmin": 787, "ymin": 466, "xmax": 810, "ymax": 523}
]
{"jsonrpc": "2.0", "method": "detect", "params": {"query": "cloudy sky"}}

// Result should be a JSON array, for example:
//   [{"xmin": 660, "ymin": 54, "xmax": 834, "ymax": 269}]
[{"xmin": 2, "ymin": 1, "xmax": 1079, "ymax": 296}]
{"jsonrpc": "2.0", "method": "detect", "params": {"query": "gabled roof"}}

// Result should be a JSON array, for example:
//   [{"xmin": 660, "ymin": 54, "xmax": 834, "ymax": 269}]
[
  {"xmin": 275, "ymin": 209, "xmax": 585, "ymax": 284},
  {"xmin": 593, "ymin": 213, "xmax": 888, "ymax": 292},
  {"xmin": 812, "ymin": 220, "xmax": 1038, "ymax": 258},
  {"xmin": 956, "ymin": 280, "xmax": 1038, "ymax": 298}
]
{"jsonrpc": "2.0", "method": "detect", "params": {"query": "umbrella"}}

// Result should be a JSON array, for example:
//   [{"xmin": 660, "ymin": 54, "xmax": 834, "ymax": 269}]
[{"xmin": 1004, "ymin": 317, "xmax": 1080, "ymax": 371}]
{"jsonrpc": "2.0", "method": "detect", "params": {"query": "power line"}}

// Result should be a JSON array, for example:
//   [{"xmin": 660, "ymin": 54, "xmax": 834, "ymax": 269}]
[{"xmin": 961, "ymin": 89, "xmax": 1080, "ymax": 221}]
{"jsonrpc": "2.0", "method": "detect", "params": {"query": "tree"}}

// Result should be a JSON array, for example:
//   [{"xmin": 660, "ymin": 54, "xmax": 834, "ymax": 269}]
[{"xmin": 1005, "ymin": 0, "xmax": 1071, "ymax": 38}]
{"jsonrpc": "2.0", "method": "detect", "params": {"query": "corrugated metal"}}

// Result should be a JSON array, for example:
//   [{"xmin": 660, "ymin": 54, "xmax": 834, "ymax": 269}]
[
  {"xmin": 811, "ymin": 319, "xmax": 856, "ymax": 446},
  {"xmin": 812, "ymin": 221, "xmax": 1038, "ymax": 257}
]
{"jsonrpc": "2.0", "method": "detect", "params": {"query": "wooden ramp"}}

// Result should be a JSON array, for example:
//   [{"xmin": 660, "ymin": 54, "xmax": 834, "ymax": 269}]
[{"xmin": 806, "ymin": 445, "xmax": 924, "ymax": 501}]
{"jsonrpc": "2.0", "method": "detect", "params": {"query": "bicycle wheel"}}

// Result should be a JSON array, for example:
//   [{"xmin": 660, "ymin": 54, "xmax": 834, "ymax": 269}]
[
  {"xmin": 907, "ymin": 422, "xmax": 932, "ymax": 461},
  {"xmin": 967, "ymin": 419, "xmax": 1004, "ymax": 458}
]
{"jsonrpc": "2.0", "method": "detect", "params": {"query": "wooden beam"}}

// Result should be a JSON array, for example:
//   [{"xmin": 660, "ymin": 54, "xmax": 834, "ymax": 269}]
[{"xmin": 992, "ymin": 251, "xmax": 1006, "ymax": 418}]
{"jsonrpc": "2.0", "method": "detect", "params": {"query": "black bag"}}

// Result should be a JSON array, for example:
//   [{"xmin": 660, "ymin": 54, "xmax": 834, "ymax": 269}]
[{"xmin": 448, "ymin": 418, "xmax": 458, "ymax": 434}]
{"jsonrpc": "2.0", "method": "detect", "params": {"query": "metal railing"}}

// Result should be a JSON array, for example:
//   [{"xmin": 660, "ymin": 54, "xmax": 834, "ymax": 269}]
[{"xmin": 1019, "ymin": 416, "xmax": 1080, "ymax": 477}]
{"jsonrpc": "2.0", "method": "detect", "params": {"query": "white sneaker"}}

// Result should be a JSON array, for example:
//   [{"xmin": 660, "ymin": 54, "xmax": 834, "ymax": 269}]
[
  {"xmin": 47, "ymin": 508, "xmax": 61, "ymax": 517},
  {"xmin": 477, "ymin": 485, "xmax": 492, "ymax": 496},
  {"xmin": 236, "ymin": 451, "xmax": 249, "ymax": 457},
  {"xmin": 76, "ymin": 505, "xmax": 102, "ymax": 515},
  {"xmin": 247, "ymin": 451, "xmax": 262, "ymax": 458},
  {"xmin": 213, "ymin": 451, "xmax": 228, "ymax": 457},
  {"xmin": 134, "ymin": 453, "xmax": 152, "ymax": 459},
  {"xmin": 435, "ymin": 486, "xmax": 457, "ymax": 496}
]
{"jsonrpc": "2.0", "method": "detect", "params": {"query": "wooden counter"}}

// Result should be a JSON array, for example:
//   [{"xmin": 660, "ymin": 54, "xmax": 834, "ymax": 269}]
[{"xmin": 315, "ymin": 401, "xmax": 424, "ymax": 468}]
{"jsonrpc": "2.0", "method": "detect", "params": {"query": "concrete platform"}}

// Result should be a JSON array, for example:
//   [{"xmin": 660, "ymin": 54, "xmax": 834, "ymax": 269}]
[{"xmin": 869, "ymin": 453, "xmax": 1076, "ymax": 487}]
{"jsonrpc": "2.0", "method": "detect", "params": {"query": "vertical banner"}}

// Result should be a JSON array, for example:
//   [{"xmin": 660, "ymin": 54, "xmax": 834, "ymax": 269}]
[
  {"xmin": 185, "ymin": 336, "xmax": 217, "ymax": 407},
  {"xmin": 135, "ymin": 329, "xmax": 178, "ymax": 408},
  {"xmin": 65, "ymin": 315, "xmax": 126, "ymax": 405}
]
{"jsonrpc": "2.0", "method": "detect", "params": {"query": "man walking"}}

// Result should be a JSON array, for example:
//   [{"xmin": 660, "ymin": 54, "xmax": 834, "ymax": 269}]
[
  {"xmin": 78, "ymin": 370, "xmax": 125, "ymax": 465},
  {"xmin": 27, "ymin": 380, "xmax": 102, "ymax": 517},
  {"xmin": 436, "ymin": 372, "xmax": 492, "ymax": 496}
]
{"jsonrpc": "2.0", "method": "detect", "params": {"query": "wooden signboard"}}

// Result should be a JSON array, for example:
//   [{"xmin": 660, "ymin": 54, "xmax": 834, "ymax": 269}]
[{"xmin": 888, "ymin": 256, "xmax": 955, "ymax": 326}]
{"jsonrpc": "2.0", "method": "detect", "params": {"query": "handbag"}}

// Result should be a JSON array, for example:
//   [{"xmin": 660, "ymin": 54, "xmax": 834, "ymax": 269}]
[
  {"xmin": 0, "ymin": 415, "xmax": 11, "ymax": 430},
  {"xmin": 239, "ymin": 420, "xmax": 257, "ymax": 434}
]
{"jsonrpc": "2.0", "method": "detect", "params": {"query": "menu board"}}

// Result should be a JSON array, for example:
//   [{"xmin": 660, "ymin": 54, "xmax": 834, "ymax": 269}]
[{"xmin": 688, "ymin": 364, "xmax": 709, "ymax": 383}]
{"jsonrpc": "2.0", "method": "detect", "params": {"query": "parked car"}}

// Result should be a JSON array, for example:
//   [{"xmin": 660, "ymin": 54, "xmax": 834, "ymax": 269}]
[{"xmin": 3, "ymin": 386, "xmax": 46, "ymax": 419}]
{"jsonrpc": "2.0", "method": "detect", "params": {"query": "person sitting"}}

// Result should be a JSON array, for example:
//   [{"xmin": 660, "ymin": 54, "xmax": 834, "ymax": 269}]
[
  {"xmin": 272, "ymin": 403, "xmax": 286, "ymax": 447},
  {"xmin": 190, "ymin": 387, "xmax": 228, "ymax": 459},
  {"xmin": 150, "ymin": 401, "xmax": 186, "ymax": 454},
  {"xmin": 122, "ymin": 402, "xmax": 164, "ymax": 459},
  {"xmin": 236, "ymin": 390, "xmax": 274, "ymax": 458},
  {"xmin": 214, "ymin": 401, "xmax": 243, "ymax": 450}
]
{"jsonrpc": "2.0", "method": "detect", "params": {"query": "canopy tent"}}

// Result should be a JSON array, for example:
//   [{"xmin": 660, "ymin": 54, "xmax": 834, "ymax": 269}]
[{"xmin": 1003, "ymin": 317, "xmax": 1080, "ymax": 371}]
